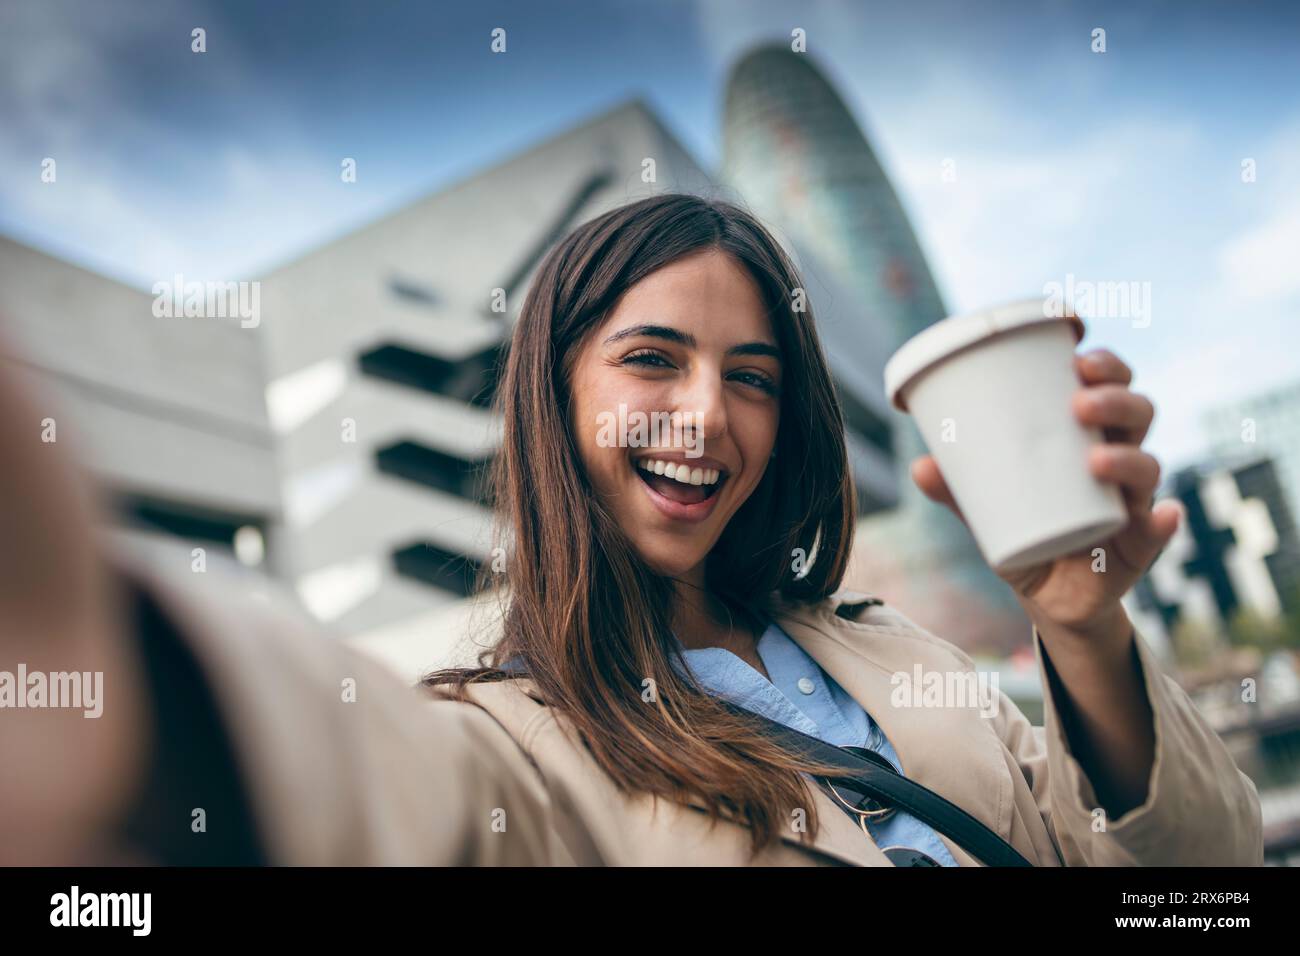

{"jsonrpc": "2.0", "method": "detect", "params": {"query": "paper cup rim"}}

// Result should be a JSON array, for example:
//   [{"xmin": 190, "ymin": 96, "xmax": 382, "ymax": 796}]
[{"xmin": 883, "ymin": 298, "xmax": 1085, "ymax": 413}]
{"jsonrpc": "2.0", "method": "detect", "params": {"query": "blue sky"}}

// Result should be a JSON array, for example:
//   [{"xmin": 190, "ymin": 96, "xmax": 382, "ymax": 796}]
[{"xmin": 2, "ymin": 0, "xmax": 1297, "ymax": 471}]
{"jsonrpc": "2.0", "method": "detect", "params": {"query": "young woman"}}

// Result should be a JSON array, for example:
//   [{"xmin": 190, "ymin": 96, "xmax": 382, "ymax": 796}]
[
  {"xmin": 0, "ymin": 194, "xmax": 1261, "ymax": 866},
  {"xmin": 415, "ymin": 193, "xmax": 1260, "ymax": 865}
]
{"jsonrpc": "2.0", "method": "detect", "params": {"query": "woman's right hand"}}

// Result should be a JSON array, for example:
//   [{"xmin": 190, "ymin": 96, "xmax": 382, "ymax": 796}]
[{"xmin": 0, "ymin": 339, "xmax": 150, "ymax": 864}]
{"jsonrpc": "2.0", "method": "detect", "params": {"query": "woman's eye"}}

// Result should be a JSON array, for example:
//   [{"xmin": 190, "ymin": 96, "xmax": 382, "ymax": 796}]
[
  {"xmin": 622, "ymin": 350, "xmax": 673, "ymax": 368},
  {"xmin": 731, "ymin": 370, "xmax": 779, "ymax": 395}
]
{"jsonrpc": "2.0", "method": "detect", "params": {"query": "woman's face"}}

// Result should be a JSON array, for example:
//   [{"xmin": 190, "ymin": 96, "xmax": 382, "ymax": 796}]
[{"xmin": 568, "ymin": 248, "xmax": 783, "ymax": 580}]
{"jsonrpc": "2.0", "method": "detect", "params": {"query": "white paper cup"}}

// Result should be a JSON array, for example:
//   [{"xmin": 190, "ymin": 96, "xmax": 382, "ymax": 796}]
[{"xmin": 882, "ymin": 298, "xmax": 1128, "ymax": 573}]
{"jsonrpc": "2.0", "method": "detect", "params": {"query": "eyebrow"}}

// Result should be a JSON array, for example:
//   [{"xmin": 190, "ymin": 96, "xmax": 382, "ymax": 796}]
[{"xmin": 603, "ymin": 324, "xmax": 782, "ymax": 361}]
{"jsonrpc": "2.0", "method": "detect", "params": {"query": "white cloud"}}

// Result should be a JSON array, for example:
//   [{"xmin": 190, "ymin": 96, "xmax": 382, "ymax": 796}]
[{"xmin": 1218, "ymin": 197, "xmax": 1300, "ymax": 303}]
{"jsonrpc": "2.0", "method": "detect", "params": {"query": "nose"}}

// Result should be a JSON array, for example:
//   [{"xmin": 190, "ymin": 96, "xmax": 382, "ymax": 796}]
[{"xmin": 670, "ymin": 362, "xmax": 728, "ymax": 449}]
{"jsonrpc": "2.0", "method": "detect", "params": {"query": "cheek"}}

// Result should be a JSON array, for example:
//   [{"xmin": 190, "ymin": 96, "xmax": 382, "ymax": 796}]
[
  {"xmin": 570, "ymin": 408, "xmax": 605, "ymax": 492},
  {"xmin": 571, "ymin": 376, "xmax": 634, "ymax": 496}
]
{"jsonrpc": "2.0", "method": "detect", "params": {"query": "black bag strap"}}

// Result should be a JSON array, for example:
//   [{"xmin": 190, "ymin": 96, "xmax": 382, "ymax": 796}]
[{"xmin": 720, "ymin": 701, "xmax": 1033, "ymax": 867}]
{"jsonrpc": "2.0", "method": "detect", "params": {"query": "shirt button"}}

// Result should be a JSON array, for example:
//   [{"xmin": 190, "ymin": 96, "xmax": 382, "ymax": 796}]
[{"xmin": 797, "ymin": 677, "xmax": 816, "ymax": 695}]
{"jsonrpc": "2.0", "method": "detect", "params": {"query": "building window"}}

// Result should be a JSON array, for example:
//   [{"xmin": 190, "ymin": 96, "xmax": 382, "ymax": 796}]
[
  {"xmin": 113, "ymin": 493, "xmax": 268, "ymax": 564},
  {"xmin": 391, "ymin": 540, "xmax": 481, "ymax": 596},
  {"xmin": 374, "ymin": 439, "xmax": 493, "ymax": 502},
  {"xmin": 357, "ymin": 342, "xmax": 502, "ymax": 407},
  {"xmin": 388, "ymin": 276, "xmax": 441, "ymax": 307}
]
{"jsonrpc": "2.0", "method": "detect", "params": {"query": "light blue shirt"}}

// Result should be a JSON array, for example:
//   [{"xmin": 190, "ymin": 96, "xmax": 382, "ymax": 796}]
[{"xmin": 674, "ymin": 619, "xmax": 959, "ymax": 867}]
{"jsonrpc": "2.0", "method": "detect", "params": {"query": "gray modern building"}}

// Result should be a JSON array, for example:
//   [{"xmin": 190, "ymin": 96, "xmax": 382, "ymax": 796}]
[{"xmin": 0, "ymin": 234, "xmax": 279, "ymax": 569}]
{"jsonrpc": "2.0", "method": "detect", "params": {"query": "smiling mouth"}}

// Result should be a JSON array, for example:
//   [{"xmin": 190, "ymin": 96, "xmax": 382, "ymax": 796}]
[{"xmin": 631, "ymin": 457, "xmax": 728, "ymax": 506}]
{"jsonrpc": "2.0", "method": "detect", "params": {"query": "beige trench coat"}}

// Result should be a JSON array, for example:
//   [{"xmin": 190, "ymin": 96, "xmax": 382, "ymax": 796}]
[{"xmin": 112, "ymin": 540, "xmax": 1262, "ymax": 867}]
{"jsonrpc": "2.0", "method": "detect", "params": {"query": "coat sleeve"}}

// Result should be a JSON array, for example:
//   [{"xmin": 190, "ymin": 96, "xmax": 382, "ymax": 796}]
[
  {"xmin": 109, "ymin": 540, "xmax": 562, "ymax": 866},
  {"xmin": 990, "ymin": 621, "xmax": 1263, "ymax": 866}
]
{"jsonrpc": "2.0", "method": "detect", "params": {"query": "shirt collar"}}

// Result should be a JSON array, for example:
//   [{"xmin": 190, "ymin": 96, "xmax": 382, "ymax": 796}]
[{"xmin": 673, "ymin": 622, "xmax": 823, "ymax": 737}]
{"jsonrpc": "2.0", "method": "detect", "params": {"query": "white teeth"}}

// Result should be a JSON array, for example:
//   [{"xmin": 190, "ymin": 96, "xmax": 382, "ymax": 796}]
[{"xmin": 635, "ymin": 458, "xmax": 724, "ymax": 486}]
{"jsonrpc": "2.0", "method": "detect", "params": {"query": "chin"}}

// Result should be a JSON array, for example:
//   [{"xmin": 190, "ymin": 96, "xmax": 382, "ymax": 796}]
[{"xmin": 627, "ymin": 539, "xmax": 708, "ymax": 579}]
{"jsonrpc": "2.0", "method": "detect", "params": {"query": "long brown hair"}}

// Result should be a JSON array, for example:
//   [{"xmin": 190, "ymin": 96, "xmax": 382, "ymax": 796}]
[{"xmin": 424, "ymin": 193, "xmax": 858, "ymax": 852}]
